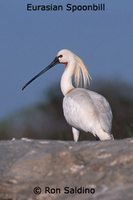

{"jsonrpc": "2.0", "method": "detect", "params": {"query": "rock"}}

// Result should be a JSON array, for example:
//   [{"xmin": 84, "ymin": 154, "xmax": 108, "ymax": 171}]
[{"xmin": 0, "ymin": 138, "xmax": 133, "ymax": 200}]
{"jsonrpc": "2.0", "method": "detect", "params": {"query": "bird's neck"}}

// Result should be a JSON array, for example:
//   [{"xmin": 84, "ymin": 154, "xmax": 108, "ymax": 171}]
[{"xmin": 60, "ymin": 62, "xmax": 75, "ymax": 96}]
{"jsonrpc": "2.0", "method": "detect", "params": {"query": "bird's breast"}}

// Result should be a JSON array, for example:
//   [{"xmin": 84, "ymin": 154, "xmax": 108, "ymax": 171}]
[{"xmin": 62, "ymin": 89, "xmax": 96, "ymax": 131}]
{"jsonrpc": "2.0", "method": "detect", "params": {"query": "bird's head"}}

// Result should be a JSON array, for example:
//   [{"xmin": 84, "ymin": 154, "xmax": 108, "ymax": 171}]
[
  {"xmin": 57, "ymin": 49, "xmax": 76, "ymax": 67},
  {"xmin": 22, "ymin": 49, "xmax": 91, "ymax": 90}
]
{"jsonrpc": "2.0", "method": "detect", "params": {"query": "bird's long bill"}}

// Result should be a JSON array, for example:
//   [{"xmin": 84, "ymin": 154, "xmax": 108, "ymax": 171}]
[{"xmin": 22, "ymin": 57, "xmax": 59, "ymax": 90}]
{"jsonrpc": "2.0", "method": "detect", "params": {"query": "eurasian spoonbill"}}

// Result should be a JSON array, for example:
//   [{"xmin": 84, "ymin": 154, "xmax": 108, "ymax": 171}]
[{"xmin": 22, "ymin": 49, "xmax": 114, "ymax": 141}]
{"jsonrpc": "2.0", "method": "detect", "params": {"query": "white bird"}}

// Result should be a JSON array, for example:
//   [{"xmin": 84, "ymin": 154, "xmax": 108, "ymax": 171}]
[{"xmin": 22, "ymin": 49, "xmax": 114, "ymax": 141}]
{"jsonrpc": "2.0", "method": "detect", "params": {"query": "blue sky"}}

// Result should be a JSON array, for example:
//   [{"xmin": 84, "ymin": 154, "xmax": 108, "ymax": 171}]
[{"xmin": 0, "ymin": 0, "xmax": 133, "ymax": 120}]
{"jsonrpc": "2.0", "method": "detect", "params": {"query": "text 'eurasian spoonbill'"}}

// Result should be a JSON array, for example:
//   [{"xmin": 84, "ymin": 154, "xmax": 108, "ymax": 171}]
[{"xmin": 22, "ymin": 49, "xmax": 114, "ymax": 141}]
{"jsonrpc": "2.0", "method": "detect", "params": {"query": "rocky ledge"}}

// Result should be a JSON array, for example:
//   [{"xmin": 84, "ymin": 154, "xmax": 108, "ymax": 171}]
[{"xmin": 0, "ymin": 138, "xmax": 133, "ymax": 200}]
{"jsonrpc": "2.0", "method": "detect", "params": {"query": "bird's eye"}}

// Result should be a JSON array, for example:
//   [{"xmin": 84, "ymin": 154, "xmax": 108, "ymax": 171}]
[{"xmin": 58, "ymin": 55, "xmax": 63, "ymax": 58}]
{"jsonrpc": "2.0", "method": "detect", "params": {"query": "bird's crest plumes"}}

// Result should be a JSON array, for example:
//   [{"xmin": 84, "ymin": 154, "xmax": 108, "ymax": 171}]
[{"xmin": 74, "ymin": 54, "xmax": 92, "ymax": 88}]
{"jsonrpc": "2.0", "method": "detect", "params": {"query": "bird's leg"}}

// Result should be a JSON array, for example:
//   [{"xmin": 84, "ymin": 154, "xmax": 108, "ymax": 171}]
[
  {"xmin": 95, "ymin": 135, "xmax": 100, "ymax": 141},
  {"xmin": 72, "ymin": 127, "xmax": 80, "ymax": 142}
]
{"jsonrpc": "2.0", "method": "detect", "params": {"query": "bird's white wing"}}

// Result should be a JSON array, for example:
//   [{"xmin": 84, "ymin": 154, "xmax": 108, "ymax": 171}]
[
  {"xmin": 63, "ymin": 88, "xmax": 112, "ymax": 135},
  {"xmin": 88, "ymin": 90, "xmax": 112, "ymax": 133},
  {"xmin": 63, "ymin": 89, "xmax": 94, "ymax": 131}
]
